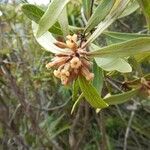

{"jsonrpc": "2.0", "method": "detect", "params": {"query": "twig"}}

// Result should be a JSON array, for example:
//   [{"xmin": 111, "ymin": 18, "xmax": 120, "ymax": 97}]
[
  {"xmin": 28, "ymin": 97, "xmax": 70, "ymax": 111},
  {"xmin": 75, "ymin": 102, "xmax": 89, "ymax": 149},
  {"xmin": 69, "ymin": 103, "xmax": 83, "ymax": 149},
  {"xmin": 123, "ymin": 110, "xmax": 135, "ymax": 150},
  {"xmin": 95, "ymin": 111, "xmax": 107, "ymax": 150},
  {"xmin": 1, "ymin": 65, "xmax": 63, "ymax": 150}
]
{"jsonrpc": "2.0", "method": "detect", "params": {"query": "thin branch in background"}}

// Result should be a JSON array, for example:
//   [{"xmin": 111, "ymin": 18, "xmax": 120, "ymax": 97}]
[
  {"xmin": 1, "ymin": 65, "xmax": 63, "ymax": 150},
  {"xmin": 28, "ymin": 97, "xmax": 71, "ymax": 112},
  {"xmin": 95, "ymin": 111, "xmax": 108, "ymax": 150},
  {"xmin": 69, "ymin": 102, "xmax": 83, "ymax": 149},
  {"xmin": 123, "ymin": 110, "xmax": 135, "ymax": 150},
  {"xmin": 106, "ymin": 77, "xmax": 141, "ymax": 150},
  {"xmin": 118, "ymin": 20, "xmax": 133, "ymax": 32},
  {"xmin": 75, "ymin": 102, "xmax": 89, "ymax": 149}
]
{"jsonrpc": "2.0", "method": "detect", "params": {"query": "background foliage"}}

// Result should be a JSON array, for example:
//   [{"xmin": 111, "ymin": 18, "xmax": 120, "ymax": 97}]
[{"xmin": 0, "ymin": 0, "xmax": 150, "ymax": 150}]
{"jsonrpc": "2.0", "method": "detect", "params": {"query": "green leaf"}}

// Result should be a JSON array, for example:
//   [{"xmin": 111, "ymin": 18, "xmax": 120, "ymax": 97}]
[
  {"xmin": 104, "ymin": 89, "xmax": 139, "ymax": 105},
  {"xmin": 21, "ymin": 4, "xmax": 63, "ymax": 35},
  {"xmin": 134, "ymin": 53, "xmax": 150, "ymax": 62},
  {"xmin": 104, "ymin": 31, "xmax": 150, "ymax": 41},
  {"xmin": 82, "ymin": 0, "xmax": 130, "ymax": 47},
  {"xmin": 71, "ymin": 93, "xmax": 84, "ymax": 114},
  {"xmin": 40, "ymin": 114, "xmax": 64, "ymax": 132},
  {"xmin": 50, "ymin": 124, "xmax": 70, "ymax": 139},
  {"xmin": 78, "ymin": 76, "xmax": 108, "ymax": 108},
  {"xmin": 138, "ymin": 0, "xmax": 150, "ymax": 30},
  {"xmin": 72, "ymin": 80, "xmax": 79, "ymax": 101},
  {"xmin": 37, "ymin": 0, "xmax": 70, "ymax": 37},
  {"xmin": 93, "ymin": 61, "xmax": 104, "ymax": 93},
  {"xmin": 89, "ymin": 37, "xmax": 150, "ymax": 58},
  {"xmin": 58, "ymin": 7, "xmax": 69, "ymax": 37},
  {"xmin": 84, "ymin": 0, "xmax": 115, "ymax": 33},
  {"xmin": 21, "ymin": 4, "xmax": 43, "ymax": 23},
  {"xmin": 82, "ymin": 0, "xmax": 93, "ymax": 20},
  {"xmin": 119, "ymin": 0, "xmax": 139, "ymax": 18},
  {"xmin": 90, "ymin": 44, "xmax": 132, "ymax": 73},
  {"xmin": 95, "ymin": 57, "xmax": 132, "ymax": 73},
  {"xmin": 32, "ymin": 22, "xmax": 67, "ymax": 54}
]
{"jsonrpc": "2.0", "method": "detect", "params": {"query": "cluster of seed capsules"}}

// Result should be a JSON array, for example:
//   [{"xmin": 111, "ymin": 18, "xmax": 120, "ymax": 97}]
[{"xmin": 46, "ymin": 34, "xmax": 94, "ymax": 85}]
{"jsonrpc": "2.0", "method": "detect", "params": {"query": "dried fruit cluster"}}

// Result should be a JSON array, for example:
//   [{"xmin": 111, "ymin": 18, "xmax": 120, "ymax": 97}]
[{"xmin": 46, "ymin": 34, "xmax": 94, "ymax": 85}]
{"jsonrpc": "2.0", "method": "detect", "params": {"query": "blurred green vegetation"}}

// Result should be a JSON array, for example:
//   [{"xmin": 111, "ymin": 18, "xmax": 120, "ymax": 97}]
[{"xmin": 0, "ymin": 1, "xmax": 150, "ymax": 150}]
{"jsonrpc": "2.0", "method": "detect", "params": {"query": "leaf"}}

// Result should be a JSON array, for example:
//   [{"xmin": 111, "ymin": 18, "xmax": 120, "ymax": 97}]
[
  {"xmin": 104, "ymin": 31, "xmax": 150, "ymax": 41},
  {"xmin": 50, "ymin": 124, "xmax": 70, "ymax": 139},
  {"xmin": 95, "ymin": 57, "xmax": 132, "ymax": 73},
  {"xmin": 37, "ymin": 0, "xmax": 70, "ymax": 37},
  {"xmin": 21, "ymin": 4, "xmax": 63, "ymax": 35},
  {"xmin": 58, "ymin": 7, "xmax": 69, "ymax": 37},
  {"xmin": 72, "ymin": 80, "xmax": 79, "ymax": 101},
  {"xmin": 32, "ymin": 22, "xmax": 68, "ymax": 54},
  {"xmin": 0, "ymin": 10, "xmax": 2, "ymax": 17},
  {"xmin": 69, "ymin": 26, "xmax": 84, "ymax": 33},
  {"xmin": 134, "ymin": 53, "xmax": 150, "ymax": 62},
  {"xmin": 138, "ymin": 0, "xmax": 150, "ymax": 30},
  {"xmin": 82, "ymin": 0, "xmax": 130, "ymax": 47},
  {"xmin": 89, "ymin": 38, "xmax": 150, "ymax": 58},
  {"xmin": 104, "ymin": 89, "xmax": 139, "ymax": 105},
  {"xmin": 40, "ymin": 114, "xmax": 64, "ymax": 130},
  {"xmin": 78, "ymin": 76, "xmax": 108, "ymax": 108},
  {"xmin": 82, "ymin": 0, "xmax": 93, "ymax": 20},
  {"xmin": 84, "ymin": 0, "xmax": 115, "ymax": 33},
  {"xmin": 93, "ymin": 61, "xmax": 104, "ymax": 93},
  {"xmin": 71, "ymin": 93, "xmax": 84, "ymax": 114},
  {"xmin": 119, "ymin": 0, "xmax": 139, "ymax": 18},
  {"xmin": 21, "ymin": 4, "xmax": 43, "ymax": 23},
  {"xmin": 90, "ymin": 44, "xmax": 132, "ymax": 73}
]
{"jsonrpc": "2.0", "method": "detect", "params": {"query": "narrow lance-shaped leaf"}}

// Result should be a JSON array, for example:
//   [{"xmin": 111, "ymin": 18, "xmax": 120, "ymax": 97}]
[
  {"xmin": 21, "ymin": 4, "xmax": 43, "ymax": 23},
  {"xmin": 21, "ymin": 4, "xmax": 63, "ymax": 35},
  {"xmin": 32, "ymin": 22, "xmax": 67, "ymax": 54},
  {"xmin": 58, "ymin": 7, "xmax": 69, "ymax": 37},
  {"xmin": 104, "ymin": 89, "xmax": 139, "ymax": 105},
  {"xmin": 90, "ymin": 44, "xmax": 132, "ymax": 73},
  {"xmin": 22, "ymin": 4, "xmax": 84, "ymax": 35},
  {"xmin": 93, "ymin": 61, "xmax": 104, "ymax": 93},
  {"xmin": 78, "ymin": 76, "xmax": 108, "ymax": 108},
  {"xmin": 84, "ymin": 0, "xmax": 115, "ymax": 33},
  {"xmin": 138, "ymin": 0, "xmax": 150, "ymax": 31},
  {"xmin": 95, "ymin": 57, "xmax": 132, "ymax": 73},
  {"xmin": 119, "ymin": 0, "xmax": 139, "ymax": 18},
  {"xmin": 72, "ymin": 80, "xmax": 80, "ymax": 101},
  {"xmin": 103, "ymin": 31, "xmax": 150, "ymax": 41},
  {"xmin": 82, "ymin": 0, "xmax": 93, "ymax": 20},
  {"xmin": 37, "ymin": 0, "xmax": 70, "ymax": 37},
  {"xmin": 82, "ymin": 0, "xmax": 130, "ymax": 47},
  {"xmin": 89, "ymin": 37, "xmax": 150, "ymax": 58},
  {"xmin": 71, "ymin": 93, "xmax": 84, "ymax": 114}
]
